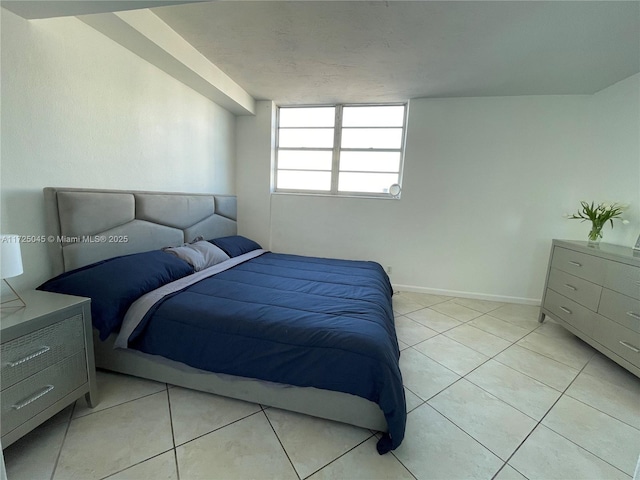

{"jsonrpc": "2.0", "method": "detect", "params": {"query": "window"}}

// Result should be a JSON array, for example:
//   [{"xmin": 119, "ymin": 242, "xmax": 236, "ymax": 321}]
[{"xmin": 275, "ymin": 104, "xmax": 406, "ymax": 196}]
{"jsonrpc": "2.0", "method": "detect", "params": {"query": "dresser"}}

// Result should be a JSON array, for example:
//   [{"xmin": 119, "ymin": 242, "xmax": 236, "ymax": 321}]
[
  {"xmin": 539, "ymin": 240, "xmax": 640, "ymax": 377},
  {"xmin": 1, "ymin": 290, "xmax": 98, "ymax": 447}
]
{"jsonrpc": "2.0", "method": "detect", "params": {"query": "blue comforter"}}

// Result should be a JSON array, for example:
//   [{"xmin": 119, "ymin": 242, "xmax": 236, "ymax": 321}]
[{"xmin": 127, "ymin": 252, "xmax": 406, "ymax": 453}]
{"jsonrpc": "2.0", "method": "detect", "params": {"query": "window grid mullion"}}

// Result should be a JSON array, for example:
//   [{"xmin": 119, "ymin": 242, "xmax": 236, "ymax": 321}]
[
  {"xmin": 279, "ymin": 126, "xmax": 335, "ymax": 130},
  {"xmin": 274, "ymin": 106, "xmax": 281, "ymax": 190},
  {"xmin": 278, "ymin": 148, "xmax": 334, "ymax": 152},
  {"xmin": 339, "ymin": 148, "xmax": 402, "ymax": 153},
  {"xmin": 279, "ymin": 168, "xmax": 332, "ymax": 173},
  {"xmin": 339, "ymin": 170, "xmax": 399, "ymax": 174},
  {"xmin": 341, "ymin": 126, "xmax": 403, "ymax": 129},
  {"xmin": 330, "ymin": 106, "xmax": 343, "ymax": 194}
]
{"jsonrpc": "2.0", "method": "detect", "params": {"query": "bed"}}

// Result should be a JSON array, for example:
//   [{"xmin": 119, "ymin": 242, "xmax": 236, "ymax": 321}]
[{"xmin": 40, "ymin": 187, "xmax": 406, "ymax": 453}]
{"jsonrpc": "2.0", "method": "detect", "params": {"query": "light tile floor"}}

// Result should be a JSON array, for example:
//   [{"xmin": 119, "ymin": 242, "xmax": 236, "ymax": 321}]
[{"xmin": 5, "ymin": 292, "xmax": 640, "ymax": 480}]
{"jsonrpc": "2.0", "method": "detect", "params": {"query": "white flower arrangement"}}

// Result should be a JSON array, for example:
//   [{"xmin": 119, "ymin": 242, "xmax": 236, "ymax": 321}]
[{"xmin": 565, "ymin": 201, "xmax": 629, "ymax": 243}]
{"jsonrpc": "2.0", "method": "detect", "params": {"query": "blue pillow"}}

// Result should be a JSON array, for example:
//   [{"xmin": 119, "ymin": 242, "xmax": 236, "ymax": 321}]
[
  {"xmin": 208, "ymin": 235, "xmax": 262, "ymax": 258},
  {"xmin": 38, "ymin": 250, "xmax": 194, "ymax": 340}
]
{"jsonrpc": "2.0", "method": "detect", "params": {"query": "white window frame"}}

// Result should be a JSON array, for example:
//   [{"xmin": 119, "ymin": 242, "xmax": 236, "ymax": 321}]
[{"xmin": 275, "ymin": 103, "xmax": 407, "ymax": 198}]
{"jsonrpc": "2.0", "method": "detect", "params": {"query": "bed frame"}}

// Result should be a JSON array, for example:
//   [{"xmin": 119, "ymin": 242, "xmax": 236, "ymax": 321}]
[{"xmin": 43, "ymin": 187, "xmax": 387, "ymax": 432}]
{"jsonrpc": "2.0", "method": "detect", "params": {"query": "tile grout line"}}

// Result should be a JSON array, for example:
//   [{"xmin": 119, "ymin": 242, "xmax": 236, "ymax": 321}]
[
  {"xmin": 405, "ymin": 344, "xmax": 467, "ymax": 379},
  {"xmin": 552, "ymin": 351, "xmax": 640, "ymax": 429},
  {"xmin": 453, "ymin": 374, "xmax": 544, "ymax": 425},
  {"xmin": 561, "ymin": 386, "xmax": 640, "ymax": 432},
  {"xmin": 466, "ymin": 318, "xmax": 533, "ymax": 344},
  {"xmin": 403, "ymin": 384, "xmax": 426, "ymax": 413},
  {"xmin": 72, "ymin": 388, "xmax": 168, "ymax": 420},
  {"xmin": 403, "ymin": 402, "xmax": 506, "ymax": 477},
  {"xmin": 395, "ymin": 292, "xmax": 505, "ymax": 314},
  {"xmin": 393, "ymin": 298, "xmax": 455, "ymax": 318},
  {"xmin": 441, "ymin": 323, "xmax": 514, "ymax": 354},
  {"xmin": 99, "ymin": 385, "xmax": 178, "ymax": 479},
  {"xmin": 166, "ymin": 384, "xmax": 181, "ymax": 480},
  {"xmin": 398, "ymin": 297, "xmax": 512, "ymax": 330},
  {"xmin": 395, "ymin": 291, "xmax": 538, "ymax": 318},
  {"xmin": 100, "ymin": 449, "xmax": 176, "ymax": 479},
  {"xmin": 49, "ymin": 401, "xmax": 77, "ymax": 480},
  {"xmin": 515, "ymin": 326, "xmax": 598, "ymax": 371},
  {"xmin": 407, "ymin": 313, "xmax": 528, "ymax": 355},
  {"xmin": 490, "ymin": 350, "xmax": 579, "ymax": 392},
  {"xmin": 173, "ymin": 409, "xmax": 264, "ymax": 449},
  {"xmin": 491, "ymin": 462, "xmax": 528, "ymax": 480},
  {"xmin": 493, "ymin": 358, "xmax": 632, "ymax": 479},
  {"xmin": 389, "ymin": 450, "xmax": 420, "ymax": 480},
  {"xmin": 540, "ymin": 423, "xmax": 636, "ymax": 477},
  {"xmin": 426, "ymin": 402, "xmax": 518, "ymax": 468},
  {"xmin": 401, "ymin": 317, "xmax": 464, "ymax": 337},
  {"xmin": 407, "ymin": 322, "xmax": 512, "ymax": 381},
  {"xmin": 261, "ymin": 409, "xmax": 302, "ymax": 480},
  {"xmin": 466, "ymin": 354, "xmax": 569, "ymax": 395},
  {"xmin": 300, "ymin": 434, "xmax": 377, "ymax": 480}
]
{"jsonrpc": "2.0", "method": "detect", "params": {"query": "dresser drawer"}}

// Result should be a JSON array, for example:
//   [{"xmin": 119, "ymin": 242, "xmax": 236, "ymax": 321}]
[
  {"xmin": 551, "ymin": 247, "xmax": 605, "ymax": 284},
  {"xmin": 1, "ymin": 351, "xmax": 87, "ymax": 436},
  {"xmin": 593, "ymin": 315, "xmax": 640, "ymax": 368},
  {"xmin": 1, "ymin": 314, "xmax": 85, "ymax": 390},
  {"xmin": 543, "ymin": 289, "xmax": 596, "ymax": 336},
  {"xmin": 598, "ymin": 288, "xmax": 640, "ymax": 332},
  {"xmin": 604, "ymin": 261, "xmax": 640, "ymax": 300},
  {"xmin": 547, "ymin": 268, "xmax": 601, "ymax": 312}
]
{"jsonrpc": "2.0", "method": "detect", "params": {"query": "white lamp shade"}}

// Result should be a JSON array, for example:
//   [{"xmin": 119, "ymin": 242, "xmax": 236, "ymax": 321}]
[{"xmin": 1, "ymin": 235, "xmax": 24, "ymax": 279}]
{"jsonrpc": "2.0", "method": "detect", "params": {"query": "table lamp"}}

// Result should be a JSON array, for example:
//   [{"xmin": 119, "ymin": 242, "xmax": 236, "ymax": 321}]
[{"xmin": 1, "ymin": 234, "xmax": 26, "ymax": 307}]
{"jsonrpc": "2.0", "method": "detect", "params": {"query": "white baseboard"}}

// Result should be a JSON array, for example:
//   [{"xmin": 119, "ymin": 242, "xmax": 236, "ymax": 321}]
[{"xmin": 391, "ymin": 284, "xmax": 541, "ymax": 306}]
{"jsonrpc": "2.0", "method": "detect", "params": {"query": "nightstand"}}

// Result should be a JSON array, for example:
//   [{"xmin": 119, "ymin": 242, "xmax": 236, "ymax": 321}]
[{"xmin": 1, "ymin": 290, "xmax": 98, "ymax": 447}]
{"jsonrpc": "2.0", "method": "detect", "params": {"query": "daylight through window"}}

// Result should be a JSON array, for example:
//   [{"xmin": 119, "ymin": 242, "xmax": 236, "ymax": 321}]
[{"xmin": 276, "ymin": 104, "xmax": 406, "ymax": 196}]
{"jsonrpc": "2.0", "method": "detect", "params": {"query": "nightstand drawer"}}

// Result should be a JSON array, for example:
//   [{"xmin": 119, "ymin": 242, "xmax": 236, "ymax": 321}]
[
  {"xmin": 598, "ymin": 288, "xmax": 640, "ymax": 332},
  {"xmin": 604, "ymin": 261, "xmax": 640, "ymax": 300},
  {"xmin": 1, "ymin": 351, "xmax": 87, "ymax": 436},
  {"xmin": 593, "ymin": 315, "xmax": 640, "ymax": 368},
  {"xmin": 547, "ymin": 268, "xmax": 601, "ymax": 312},
  {"xmin": 544, "ymin": 289, "xmax": 596, "ymax": 336},
  {"xmin": 1, "ymin": 314, "xmax": 84, "ymax": 390},
  {"xmin": 551, "ymin": 247, "xmax": 605, "ymax": 284}
]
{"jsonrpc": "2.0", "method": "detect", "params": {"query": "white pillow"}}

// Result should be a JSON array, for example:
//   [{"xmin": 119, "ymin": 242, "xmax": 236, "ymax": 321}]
[{"xmin": 164, "ymin": 241, "xmax": 230, "ymax": 271}]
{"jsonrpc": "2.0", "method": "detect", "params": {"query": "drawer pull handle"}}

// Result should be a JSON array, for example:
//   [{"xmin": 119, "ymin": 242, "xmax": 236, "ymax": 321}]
[
  {"xmin": 11, "ymin": 385, "xmax": 55, "ymax": 410},
  {"xmin": 7, "ymin": 346, "xmax": 51, "ymax": 368},
  {"xmin": 626, "ymin": 312, "xmax": 640, "ymax": 320},
  {"xmin": 560, "ymin": 306, "xmax": 572, "ymax": 315},
  {"xmin": 568, "ymin": 261, "xmax": 582, "ymax": 267},
  {"xmin": 564, "ymin": 284, "xmax": 577, "ymax": 291},
  {"xmin": 619, "ymin": 341, "xmax": 640, "ymax": 354}
]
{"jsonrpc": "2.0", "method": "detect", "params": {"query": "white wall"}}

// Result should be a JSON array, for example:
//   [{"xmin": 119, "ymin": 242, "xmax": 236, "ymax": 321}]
[
  {"xmin": 589, "ymin": 74, "xmax": 640, "ymax": 241},
  {"xmin": 236, "ymin": 75, "xmax": 639, "ymax": 304},
  {"xmin": 236, "ymin": 101, "xmax": 275, "ymax": 249},
  {"xmin": 1, "ymin": 9, "xmax": 236, "ymax": 290}
]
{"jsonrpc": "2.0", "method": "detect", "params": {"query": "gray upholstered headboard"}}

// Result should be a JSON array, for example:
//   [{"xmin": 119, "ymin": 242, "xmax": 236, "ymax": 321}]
[{"xmin": 44, "ymin": 187, "xmax": 237, "ymax": 275}]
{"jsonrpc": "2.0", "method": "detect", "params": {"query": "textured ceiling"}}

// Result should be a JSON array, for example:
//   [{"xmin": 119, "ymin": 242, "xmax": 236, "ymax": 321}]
[{"xmin": 152, "ymin": 1, "xmax": 640, "ymax": 105}]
